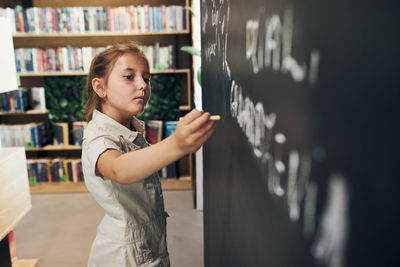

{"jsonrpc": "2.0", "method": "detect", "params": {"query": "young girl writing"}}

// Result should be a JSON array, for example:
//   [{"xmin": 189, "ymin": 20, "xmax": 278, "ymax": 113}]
[{"xmin": 82, "ymin": 42, "xmax": 216, "ymax": 267}]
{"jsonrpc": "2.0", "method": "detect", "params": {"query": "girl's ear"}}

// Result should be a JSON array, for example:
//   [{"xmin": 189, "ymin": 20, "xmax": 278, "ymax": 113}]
[{"xmin": 92, "ymin": 78, "xmax": 106, "ymax": 98}]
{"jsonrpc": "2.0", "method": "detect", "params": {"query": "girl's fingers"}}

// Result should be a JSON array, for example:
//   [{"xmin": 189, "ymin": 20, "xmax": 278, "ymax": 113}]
[
  {"xmin": 174, "ymin": 109, "xmax": 217, "ymax": 153},
  {"xmin": 180, "ymin": 109, "xmax": 204, "ymax": 125},
  {"xmin": 186, "ymin": 112, "xmax": 211, "ymax": 133}
]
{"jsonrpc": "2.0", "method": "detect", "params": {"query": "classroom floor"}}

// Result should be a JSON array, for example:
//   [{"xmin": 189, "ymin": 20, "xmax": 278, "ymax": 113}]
[{"xmin": 14, "ymin": 190, "xmax": 204, "ymax": 267}]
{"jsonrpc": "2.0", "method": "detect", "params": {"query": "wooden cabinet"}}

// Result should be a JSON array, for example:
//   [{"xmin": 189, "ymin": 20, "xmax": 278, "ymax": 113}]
[
  {"xmin": 0, "ymin": 147, "xmax": 38, "ymax": 267},
  {"xmin": 0, "ymin": 0, "xmax": 194, "ymax": 193}
]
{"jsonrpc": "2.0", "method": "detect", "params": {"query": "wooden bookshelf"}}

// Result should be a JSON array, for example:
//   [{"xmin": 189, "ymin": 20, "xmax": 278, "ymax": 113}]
[
  {"xmin": 26, "ymin": 145, "xmax": 82, "ymax": 151},
  {"xmin": 18, "ymin": 69, "xmax": 191, "ymax": 77},
  {"xmin": 2, "ymin": 0, "xmax": 194, "ymax": 195},
  {"xmin": 29, "ymin": 177, "xmax": 192, "ymax": 194},
  {"xmin": 0, "ymin": 109, "xmax": 48, "ymax": 115},
  {"xmin": 13, "ymin": 30, "xmax": 190, "ymax": 38}
]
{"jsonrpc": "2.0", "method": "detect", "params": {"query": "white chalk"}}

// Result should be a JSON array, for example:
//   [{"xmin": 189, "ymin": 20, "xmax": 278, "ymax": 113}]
[{"xmin": 210, "ymin": 115, "xmax": 221, "ymax": 121}]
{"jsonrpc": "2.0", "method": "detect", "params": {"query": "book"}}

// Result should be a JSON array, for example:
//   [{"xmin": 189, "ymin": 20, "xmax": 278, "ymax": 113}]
[
  {"xmin": 27, "ymin": 159, "xmax": 38, "ymax": 184},
  {"xmin": 71, "ymin": 159, "xmax": 78, "ymax": 182},
  {"xmin": 49, "ymin": 158, "xmax": 66, "ymax": 182},
  {"xmin": 12, "ymin": 124, "xmax": 25, "ymax": 147},
  {"xmin": 73, "ymin": 159, "xmax": 83, "ymax": 181},
  {"xmin": 59, "ymin": 158, "xmax": 67, "ymax": 182},
  {"xmin": 175, "ymin": 6, "xmax": 183, "ymax": 31},
  {"xmin": 36, "ymin": 158, "xmax": 51, "ymax": 182},
  {"xmin": 8, "ymin": 230, "xmax": 17, "ymax": 264},
  {"xmin": 15, "ymin": 88, "xmax": 29, "ymax": 111},
  {"xmin": 0, "ymin": 125, "xmax": 11, "ymax": 147},
  {"xmin": 164, "ymin": 121, "xmax": 178, "ymax": 138},
  {"xmin": 35, "ymin": 121, "xmax": 48, "ymax": 147},
  {"xmin": 166, "ymin": 6, "xmax": 177, "ymax": 31},
  {"xmin": 159, "ymin": 46, "xmax": 170, "ymax": 70},
  {"xmin": 72, "ymin": 121, "xmax": 87, "ymax": 146},
  {"xmin": 146, "ymin": 120, "xmax": 163, "ymax": 144},
  {"xmin": 53, "ymin": 122, "xmax": 69, "ymax": 146},
  {"xmin": 163, "ymin": 121, "xmax": 179, "ymax": 178},
  {"xmin": 31, "ymin": 86, "xmax": 46, "ymax": 111},
  {"xmin": 138, "ymin": 6, "xmax": 145, "ymax": 32},
  {"xmin": 23, "ymin": 123, "xmax": 35, "ymax": 148},
  {"xmin": 64, "ymin": 159, "xmax": 73, "ymax": 182},
  {"xmin": 148, "ymin": 6, "xmax": 154, "ymax": 32}
]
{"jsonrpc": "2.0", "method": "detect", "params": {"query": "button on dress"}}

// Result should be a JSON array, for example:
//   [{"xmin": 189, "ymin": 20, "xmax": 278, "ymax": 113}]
[{"xmin": 82, "ymin": 110, "xmax": 170, "ymax": 267}]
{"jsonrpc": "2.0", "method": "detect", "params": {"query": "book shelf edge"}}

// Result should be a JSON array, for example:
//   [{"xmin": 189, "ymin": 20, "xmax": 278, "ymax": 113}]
[
  {"xmin": 18, "ymin": 69, "xmax": 191, "ymax": 77},
  {"xmin": 13, "ymin": 30, "xmax": 190, "ymax": 38},
  {"xmin": 12, "ymin": 258, "xmax": 39, "ymax": 267},
  {"xmin": 29, "ymin": 178, "xmax": 192, "ymax": 194}
]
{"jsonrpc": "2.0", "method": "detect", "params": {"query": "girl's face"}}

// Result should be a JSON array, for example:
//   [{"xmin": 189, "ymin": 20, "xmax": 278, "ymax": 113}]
[{"xmin": 101, "ymin": 52, "xmax": 151, "ymax": 121}]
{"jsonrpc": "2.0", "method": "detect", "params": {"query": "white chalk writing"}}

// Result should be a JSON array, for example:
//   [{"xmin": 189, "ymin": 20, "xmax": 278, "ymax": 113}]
[{"xmin": 245, "ymin": 7, "xmax": 320, "ymax": 85}]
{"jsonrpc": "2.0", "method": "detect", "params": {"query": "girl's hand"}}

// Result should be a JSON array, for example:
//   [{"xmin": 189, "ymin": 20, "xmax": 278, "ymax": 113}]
[{"xmin": 171, "ymin": 109, "xmax": 217, "ymax": 154}]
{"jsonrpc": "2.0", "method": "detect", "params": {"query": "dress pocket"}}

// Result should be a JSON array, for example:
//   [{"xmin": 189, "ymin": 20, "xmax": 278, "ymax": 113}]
[
  {"xmin": 144, "ymin": 176, "xmax": 164, "ymax": 212},
  {"xmin": 131, "ymin": 240, "xmax": 154, "ymax": 266}
]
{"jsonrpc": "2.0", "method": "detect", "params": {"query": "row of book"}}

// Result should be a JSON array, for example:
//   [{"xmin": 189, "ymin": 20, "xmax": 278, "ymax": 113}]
[
  {"xmin": 0, "ymin": 122, "xmax": 47, "ymax": 148},
  {"xmin": 15, "ymin": 46, "xmax": 104, "ymax": 73},
  {"xmin": 1, "ymin": 5, "xmax": 187, "ymax": 34},
  {"xmin": 0, "ymin": 121, "xmax": 86, "ymax": 148},
  {"xmin": 0, "ymin": 88, "xmax": 29, "ymax": 112},
  {"xmin": 27, "ymin": 158, "xmax": 84, "ymax": 184},
  {"xmin": 0, "ymin": 87, "xmax": 46, "ymax": 112},
  {"xmin": 15, "ymin": 43, "xmax": 176, "ymax": 73}
]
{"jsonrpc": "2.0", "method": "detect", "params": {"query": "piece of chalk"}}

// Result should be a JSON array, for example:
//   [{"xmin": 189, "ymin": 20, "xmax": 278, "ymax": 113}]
[{"xmin": 210, "ymin": 115, "xmax": 221, "ymax": 121}]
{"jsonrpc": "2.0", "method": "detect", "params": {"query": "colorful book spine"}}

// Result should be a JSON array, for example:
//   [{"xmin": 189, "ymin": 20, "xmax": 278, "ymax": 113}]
[
  {"xmin": 52, "ymin": 122, "xmax": 69, "ymax": 146},
  {"xmin": 72, "ymin": 121, "xmax": 87, "ymax": 146},
  {"xmin": 0, "ymin": 88, "xmax": 29, "ymax": 112}
]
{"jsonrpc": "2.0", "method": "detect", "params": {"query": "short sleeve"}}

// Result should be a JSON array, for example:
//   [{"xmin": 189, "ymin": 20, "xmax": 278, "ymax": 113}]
[{"xmin": 85, "ymin": 135, "xmax": 121, "ymax": 176}]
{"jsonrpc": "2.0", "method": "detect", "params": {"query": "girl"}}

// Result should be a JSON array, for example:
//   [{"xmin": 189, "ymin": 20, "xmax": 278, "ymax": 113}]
[{"xmin": 82, "ymin": 42, "xmax": 216, "ymax": 267}]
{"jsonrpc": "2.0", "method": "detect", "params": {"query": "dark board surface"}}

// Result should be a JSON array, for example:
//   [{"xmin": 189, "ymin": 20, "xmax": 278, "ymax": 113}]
[{"xmin": 201, "ymin": 0, "xmax": 400, "ymax": 266}]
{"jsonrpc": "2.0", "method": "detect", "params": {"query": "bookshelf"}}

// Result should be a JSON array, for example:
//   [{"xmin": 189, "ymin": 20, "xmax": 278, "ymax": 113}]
[
  {"xmin": 0, "ymin": 109, "xmax": 48, "ymax": 115},
  {"xmin": 0, "ymin": 0, "xmax": 194, "ymax": 193},
  {"xmin": 26, "ymin": 145, "xmax": 82, "ymax": 151},
  {"xmin": 29, "ymin": 176, "xmax": 192, "ymax": 194}
]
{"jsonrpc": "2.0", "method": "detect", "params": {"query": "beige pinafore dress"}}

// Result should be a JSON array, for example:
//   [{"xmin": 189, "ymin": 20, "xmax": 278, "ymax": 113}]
[{"xmin": 82, "ymin": 110, "xmax": 169, "ymax": 267}]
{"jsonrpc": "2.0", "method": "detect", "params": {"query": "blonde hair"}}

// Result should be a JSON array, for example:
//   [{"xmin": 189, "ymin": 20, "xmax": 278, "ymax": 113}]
[{"xmin": 85, "ymin": 42, "xmax": 149, "ymax": 122}]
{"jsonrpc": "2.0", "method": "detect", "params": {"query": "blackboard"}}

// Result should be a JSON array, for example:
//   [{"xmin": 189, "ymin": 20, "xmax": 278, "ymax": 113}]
[{"xmin": 201, "ymin": 0, "xmax": 400, "ymax": 266}]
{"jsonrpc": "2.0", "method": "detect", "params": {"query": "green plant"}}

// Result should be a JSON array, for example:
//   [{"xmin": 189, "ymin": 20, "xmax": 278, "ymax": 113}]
[
  {"xmin": 44, "ymin": 74, "xmax": 180, "ymax": 123},
  {"xmin": 137, "ymin": 74, "xmax": 181, "ymax": 121},
  {"xmin": 44, "ymin": 76, "xmax": 87, "ymax": 123}
]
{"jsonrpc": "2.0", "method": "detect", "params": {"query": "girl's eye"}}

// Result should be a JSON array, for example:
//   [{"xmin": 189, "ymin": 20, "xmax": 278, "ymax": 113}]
[
  {"xmin": 123, "ymin": 75, "xmax": 133, "ymax": 80},
  {"xmin": 144, "ymin": 78, "xmax": 151, "ymax": 84}
]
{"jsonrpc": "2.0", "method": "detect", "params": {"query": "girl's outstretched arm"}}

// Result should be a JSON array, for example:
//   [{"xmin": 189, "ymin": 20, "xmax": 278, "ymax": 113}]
[{"xmin": 96, "ymin": 109, "xmax": 216, "ymax": 185}]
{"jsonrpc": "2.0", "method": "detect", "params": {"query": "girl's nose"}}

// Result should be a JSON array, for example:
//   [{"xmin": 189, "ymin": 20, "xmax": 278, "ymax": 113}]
[{"xmin": 136, "ymin": 77, "xmax": 147, "ymax": 90}]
